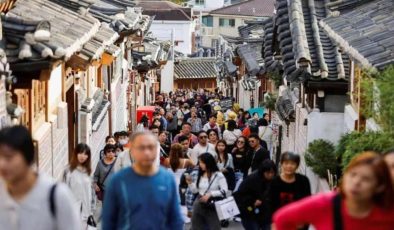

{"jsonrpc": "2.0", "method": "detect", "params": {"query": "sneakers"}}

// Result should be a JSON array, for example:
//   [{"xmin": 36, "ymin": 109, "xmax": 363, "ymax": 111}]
[{"xmin": 233, "ymin": 217, "xmax": 242, "ymax": 222}]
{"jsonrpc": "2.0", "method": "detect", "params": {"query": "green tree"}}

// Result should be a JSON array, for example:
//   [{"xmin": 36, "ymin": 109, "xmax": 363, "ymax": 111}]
[{"xmin": 305, "ymin": 139, "xmax": 337, "ymax": 179}]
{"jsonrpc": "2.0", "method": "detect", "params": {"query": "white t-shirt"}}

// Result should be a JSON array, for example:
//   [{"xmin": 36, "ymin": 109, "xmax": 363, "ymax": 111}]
[
  {"xmin": 223, "ymin": 129, "xmax": 242, "ymax": 145},
  {"xmin": 190, "ymin": 143, "xmax": 217, "ymax": 165},
  {"xmin": 0, "ymin": 173, "xmax": 81, "ymax": 230}
]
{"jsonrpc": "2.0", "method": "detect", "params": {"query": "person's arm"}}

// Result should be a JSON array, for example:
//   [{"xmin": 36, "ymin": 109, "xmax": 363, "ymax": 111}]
[
  {"xmin": 102, "ymin": 176, "xmax": 119, "ymax": 230},
  {"xmin": 227, "ymin": 154, "xmax": 234, "ymax": 169},
  {"xmin": 55, "ymin": 184, "xmax": 82, "ymax": 230},
  {"xmin": 167, "ymin": 176, "xmax": 184, "ymax": 230},
  {"xmin": 273, "ymin": 193, "xmax": 329, "ymax": 230},
  {"xmin": 113, "ymin": 152, "xmax": 124, "ymax": 173},
  {"xmin": 210, "ymin": 173, "xmax": 228, "ymax": 197}
]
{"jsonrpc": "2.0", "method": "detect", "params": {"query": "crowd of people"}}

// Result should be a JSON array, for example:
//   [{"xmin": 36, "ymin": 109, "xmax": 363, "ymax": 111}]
[{"xmin": 0, "ymin": 89, "xmax": 394, "ymax": 230}]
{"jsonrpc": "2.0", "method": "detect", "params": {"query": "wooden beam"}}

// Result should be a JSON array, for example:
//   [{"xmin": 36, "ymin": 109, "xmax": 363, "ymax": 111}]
[
  {"xmin": 102, "ymin": 53, "xmax": 115, "ymax": 65},
  {"xmin": 66, "ymin": 55, "xmax": 89, "ymax": 71}
]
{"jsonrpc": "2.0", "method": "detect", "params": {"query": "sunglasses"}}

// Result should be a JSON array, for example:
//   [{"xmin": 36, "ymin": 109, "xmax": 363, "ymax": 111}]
[{"xmin": 237, "ymin": 141, "xmax": 245, "ymax": 144}]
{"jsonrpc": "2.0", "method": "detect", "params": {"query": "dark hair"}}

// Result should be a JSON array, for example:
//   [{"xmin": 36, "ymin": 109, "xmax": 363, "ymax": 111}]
[
  {"xmin": 263, "ymin": 113, "xmax": 268, "ymax": 117},
  {"xmin": 241, "ymin": 111, "xmax": 250, "ymax": 123},
  {"xmin": 0, "ymin": 125, "xmax": 35, "ymax": 165},
  {"xmin": 257, "ymin": 118, "xmax": 268, "ymax": 127},
  {"xmin": 197, "ymin": 130, "xmax": 207, "ymax": 137},
  {"xmin": 169, "ymin": 143, "xmax": 183, "ymax": 172},
  {"xmin": 118, "ymin": 131, "xmax": 128, "ymax": 137},
  {"xmin": 250, "ymin": 125, "xmax": 259, "ymax": 134},
  {"xmin": 258, "ymin": 159, "xmax": 277, "ymax": 177},
  {"xmin": 149, "ymin": 125, "xmax": 160, "ymax": 131},
  {"xmin": 197, "ymin": 153, "xmax": 219, "ymax": 188},
  {"xmin": 233, "ymin": 136, "xmax": 249, "ymax": 153},
  {"xmin": 152, "ymin": 118, "xmax": 162, "ymax": 127},
  {"xmin": 215, "ymin": 140, "xmax": 228, "ymax": 165},
  {"xmin": 207, "ymin": 129, "xmax": 218, "ymax": 138},
  {"xmin": 178, "ymin": 135, "xmax": 189, "ymax": 143},
  {"xmin": 182, "ymin": 122, "xmax": 192, "ymax": 128},
  {"xmin": 105, "ymin": 136, "xmax": 115, "ymax": 143},
  {"xmin": 70, "ymin": 143, "xmax": 92, "ymax": 175},
  {"xmin": 103, "ymin": 144, "xmax": 116, "ymax": 155},
  {"xmin": 114, "ymin": 143, "xmax": 124, "ymax": 152},
  {"xmin": 248, "ymin": 133, "xmax": 261, "ymax": 141},
  {"xmin": 113, "ymin": 132, "xmax": 120, "ymax": 138},
  {"xmin": 280, "ymin": 151, "xmax": 301, "ymax": 166},
  {"xmin": 227, "ymin": 120, "xmax": 237, "ymax": 131},
  {"xmin": 139, "ymin": 115, "xmax": 149, "ymax": 125},
  {"xmin": 209, "ymin": 114, "xmax": 217, "ymax": 119}
]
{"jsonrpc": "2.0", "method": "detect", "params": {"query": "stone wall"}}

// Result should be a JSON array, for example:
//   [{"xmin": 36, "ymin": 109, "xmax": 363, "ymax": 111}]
[
  {"xmin": 34, "ymin": 122, "xmax": 53, "ymax": 176},
  {"xmin": 90, "ymin": 113, "xmax": 109, "ymax": 168},
  {"xmin": 111, "ymin": 75, "xmax": 127, "ymax": 133}
]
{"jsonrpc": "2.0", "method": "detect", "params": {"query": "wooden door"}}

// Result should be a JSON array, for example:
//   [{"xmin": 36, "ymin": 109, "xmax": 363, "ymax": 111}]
[{"xmin": 66, "ymin": 85, "xmax": 76, "ymax": 161}]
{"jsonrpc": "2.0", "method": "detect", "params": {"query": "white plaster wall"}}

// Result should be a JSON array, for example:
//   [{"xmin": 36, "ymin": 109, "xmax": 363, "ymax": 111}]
[
  {"xmin": 343, "ymin": 104, "xmax": 357, "ymax": 133},
  {"xmin": 161, "ymin": 61, "xmax": 174, "ymax": 93},
  {"xmin": 189, "ymin": 0, "xmax": 225, "ymax": 11},
  {"xmin": 307, "ymin": 110, "xmax": 345, "ymax": 145},
  {"xmin": 150, "ymin": 21, "xmax": 194, "ymax": 55},
  {"xmin": 48, "ymin": 64, "xmax": 62, "ymax": 114}
]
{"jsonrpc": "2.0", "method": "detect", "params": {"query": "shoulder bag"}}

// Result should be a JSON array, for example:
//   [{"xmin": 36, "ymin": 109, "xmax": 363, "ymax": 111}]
[
  {"xmin": 200, "ymin": 173, "xmax": 225, "ymax": 209},
  {"xmin": 96, "ymin": 160, "xmax": 116, "ymax": 201}
]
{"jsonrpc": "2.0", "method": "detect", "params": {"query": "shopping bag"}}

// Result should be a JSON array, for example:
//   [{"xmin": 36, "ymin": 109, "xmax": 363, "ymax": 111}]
[{"xmin": 214, "ymin": 196, "xmax": 240, "ymax": 220}]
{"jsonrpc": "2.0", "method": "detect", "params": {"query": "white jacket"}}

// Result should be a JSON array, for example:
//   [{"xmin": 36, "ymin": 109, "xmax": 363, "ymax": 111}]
[{"xmin": 63, "ymin": 166, "xmax": 94, "ymax": 221}]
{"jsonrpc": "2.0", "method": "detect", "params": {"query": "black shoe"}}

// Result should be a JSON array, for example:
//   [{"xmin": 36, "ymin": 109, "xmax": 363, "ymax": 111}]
[{"xmin": 221, "ymin": 220, "xmax": 229, "ymax": 228}]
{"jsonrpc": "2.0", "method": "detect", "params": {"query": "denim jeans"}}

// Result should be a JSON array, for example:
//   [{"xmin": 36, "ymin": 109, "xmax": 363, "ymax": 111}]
[{"xmin": 234, "ymin": 172, "xmax": 244, "ymax": 192}]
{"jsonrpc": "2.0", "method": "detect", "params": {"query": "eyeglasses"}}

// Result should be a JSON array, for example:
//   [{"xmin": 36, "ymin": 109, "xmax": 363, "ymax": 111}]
[{"xmin": 199, "ymin": 136, "xmax": 208, "ymax": 139}]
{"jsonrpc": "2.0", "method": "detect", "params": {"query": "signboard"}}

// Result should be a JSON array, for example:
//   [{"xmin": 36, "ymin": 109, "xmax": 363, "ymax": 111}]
[{"xmin": 219, "ymin": 99, "xmax": 233, "ymax": 111}]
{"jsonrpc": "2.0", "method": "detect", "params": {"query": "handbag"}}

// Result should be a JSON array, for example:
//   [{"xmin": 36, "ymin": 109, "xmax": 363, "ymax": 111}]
[
  {"xmin": 96, "ymin": 160, "xmax": 115, "ymax": 201},
  {"xmin": 214, "ymin": 196, "xmax": 240, "ymax": 220},
  {"xmin": 87, "ymin": 215, "xmax": 97, "ymax": 230},
  {"xmin": 199, "ymin": 173, "xmax": 225, "ymax": 210}
]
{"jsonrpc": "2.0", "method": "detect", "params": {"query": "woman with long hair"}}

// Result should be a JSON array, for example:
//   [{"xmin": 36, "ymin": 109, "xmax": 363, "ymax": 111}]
[
  {"xmin": 216, "ymin": 140, "xmax": 235, "ymax": 191},
  {"xmin": 232, "ymin": 136, "xmax": 249, "ymax": 191},
  {"xmin": 63, "ymin": 143, "xmax": 93, "ymax": 228},
  {"xmin": 274, "ymin": 151, "xmax": 394, "ymax": 230},
  {"xmin": 207, "ymin": 129, "xmax": 219, "ymax": 146},
  {"xmin": 186, "ymin": 153, "xmax": 228, "ymax": 230},
  {"xmin": 93, "ymin": 144, "xmax": 117, "ymax": 202}
]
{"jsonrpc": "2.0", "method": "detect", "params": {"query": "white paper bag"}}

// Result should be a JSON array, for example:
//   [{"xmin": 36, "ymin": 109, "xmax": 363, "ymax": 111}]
[{"xmin": 214, "ymin": 196, "xmax": 240, "ymax": 220}]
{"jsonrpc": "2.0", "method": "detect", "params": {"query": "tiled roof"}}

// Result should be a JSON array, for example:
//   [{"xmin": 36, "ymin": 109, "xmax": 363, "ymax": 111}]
[
  {"xmin": 236, "ymin": 44, "xmax": 260, "ymax": 75},
  {"xmin": 78, "ymin": 23, "xmax": 119, "ymax": 61},
  {"xmin": 320, "ymin": 0, "xmax": 394, "ymax": 70},
  {"xmin": 137, "ymin": 1, "xmax": 192, "ymax": 21},
  {"xmin": 267, "ymin": 0, "xmax": 350, "ymax": 82},
  {"xmin": 238, "ymin": 20, "xmax": 264, "ymax": 39},
  {"xmin": 210, "ymin": 0, "xmax": 275, "ymax": 17},
  {"xmin": 3, "ymin": 0, "xmax": 100, "ymax": 63},
  {"xmin": 174, "ymin": 58, "xmax": 218, "ymax": 79}
]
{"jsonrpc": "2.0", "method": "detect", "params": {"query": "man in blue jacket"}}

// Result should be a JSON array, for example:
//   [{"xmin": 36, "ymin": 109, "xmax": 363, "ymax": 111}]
[{"xmin": 102, "ymin": 131, "xmax": 184, "ymax": 230}]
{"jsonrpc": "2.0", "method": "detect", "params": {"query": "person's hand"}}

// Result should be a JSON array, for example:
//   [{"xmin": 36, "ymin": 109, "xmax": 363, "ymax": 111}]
[
  {"xmin": 199, "ymin": 194, "xmax": 211, "ymax": 203},
  {"xmin": 254, "ymin": 199, "xmax": 262, "ymax": 207},
  {"xmin": 94, "ymin": 184, "xmax": 100, "ymax": 192}
]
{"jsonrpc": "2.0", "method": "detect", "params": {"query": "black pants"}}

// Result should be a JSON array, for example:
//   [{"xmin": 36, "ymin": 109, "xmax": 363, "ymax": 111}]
[{"xmin": 191, "ymin": 200, "xmax": 220, "ymax": 230}]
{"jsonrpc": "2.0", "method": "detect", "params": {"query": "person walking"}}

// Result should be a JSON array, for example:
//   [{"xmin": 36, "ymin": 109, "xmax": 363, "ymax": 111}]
[
  {"xmin": 269, "ymin": 151, "xmax": 311, "ymax": 229},
  {"xmin": 273, "ymin": 151, "xmax": 394, "ymax": 230},
  {"xmin": 244, "ymin": 134, "xmax": 270, "ymax": 177},
  {"xmin": 173, "ymin": 122, "xmax": 199, "ymax": 148},
  {"xmin": 216, "ymin": 140, "xmax": 235, "ymax": 191},
  {"xmin": 203, "ymin": 115, "xmax": 222, "ymax": 138},
  {"xmin": 234, "ymin": 160, "xmax": 276, "ymax": 230},
  {"xmin": 102, "ymin": 132, "xmax": 184, "ymax": 230},
  {"xmin": 186, "ymin": 153, "xmax": 228, "ymax": 230},
  {"xmin": 258, "ymin": 119, "xmax": 273, "ymax": 155},
  {"xmin": 63, "ymin": 143, "xmax": 94, "ymax": 228},
  {"xmin": 93, "ymin": 144, "xmax": 117, "ymax": 202},
  {"xmin": 207, "ymin": 129, "xmax": 219, "ymax": 146},
  {"xmin": 0, "ymin": 126, "xmax": 80, "ymax": 230},
  {"xmin": 232, "ymin": 136, "xmax": 249, "ymax": 191},
  {"xmin": 223, "ymin": 120, "xmax": 242, "ymax": 152},
  {"xmin": 187, "ymin": 111, "xmax": 203, "ymax": 134},
  {"xmin": 190, "ymin": 131, "xmax": 217, "ymax": 165}
]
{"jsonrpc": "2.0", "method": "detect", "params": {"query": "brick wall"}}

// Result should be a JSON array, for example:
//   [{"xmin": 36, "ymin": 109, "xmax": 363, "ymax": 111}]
[
  {"xmin": 50, "ymin": 102, "xmax": 69, "ymax": 181},
  {"xmin": 90, "ymin": 113, "xmax": 109, "ymax": 168},
  {"xmin": 34, "ymin": 122, "xmax": 53, "ymax": 176}
]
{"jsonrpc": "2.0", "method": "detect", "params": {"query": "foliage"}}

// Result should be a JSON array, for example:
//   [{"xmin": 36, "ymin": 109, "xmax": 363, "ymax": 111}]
[
  {"xmin": 336, "ymin": 131, "xmax": 394, "ymax": 169},
  {"xmin": 362, "ymin": 65, "xmax": 394, "ymax": 133},
  {"xmin": 305, "ymin": 139, "xmax": 337, "ymax": 179},
  {"xmin": 169, "ymin": 0, "xmax": 187, "ymax": 4},
  {"xmin": 262, "ymin": 92, "xmax": 278, "ymax": 111},
  {"xmin": 267, "ymin": 71, "xmax": 283, "ymax": 88}
]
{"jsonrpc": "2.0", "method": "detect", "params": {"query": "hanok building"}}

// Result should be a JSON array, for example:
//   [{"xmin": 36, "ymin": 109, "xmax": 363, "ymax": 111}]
[
  {"xmin": 174, "ymin": 57, "xmax": 218, "ymax": 91},
  {"xmin": 263, "ymin": 0, "xmax": 351, "ymax": 160},
  {"xmin": 2, "ymin": 0, "xmax": 100, "ymax": 179},
  {"xmin": 320, "ymin": 0, "xmax": 394, "ymax": 132}
]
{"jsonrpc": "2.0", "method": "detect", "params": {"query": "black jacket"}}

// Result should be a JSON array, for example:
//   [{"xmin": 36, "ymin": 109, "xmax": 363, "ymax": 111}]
[
  {"xmin": 243, "ymin": 147, "xmax": 270, "ymax": 176},
  {"xmin": 233, "ymin": 170, "xmax": 271, "ymax": 223}
]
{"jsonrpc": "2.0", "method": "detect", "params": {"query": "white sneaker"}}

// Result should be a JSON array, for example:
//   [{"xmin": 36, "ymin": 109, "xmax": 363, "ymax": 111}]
[{"xmin": 233, "ymin": 217, "xmax": 242, "ymax": 222}]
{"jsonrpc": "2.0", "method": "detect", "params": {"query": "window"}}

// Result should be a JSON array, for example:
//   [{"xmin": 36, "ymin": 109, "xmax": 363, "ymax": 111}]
[
  {"xmin": 219, "ymin": 18, "xmax": 235, "ymax": 27},
  {"xmin": 195, "ymin": 0, "xmax": 204, "ymax": 5},
  {"xmin": 202, "ymin": 16, "xmax": 213, "ymax": 27}
]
